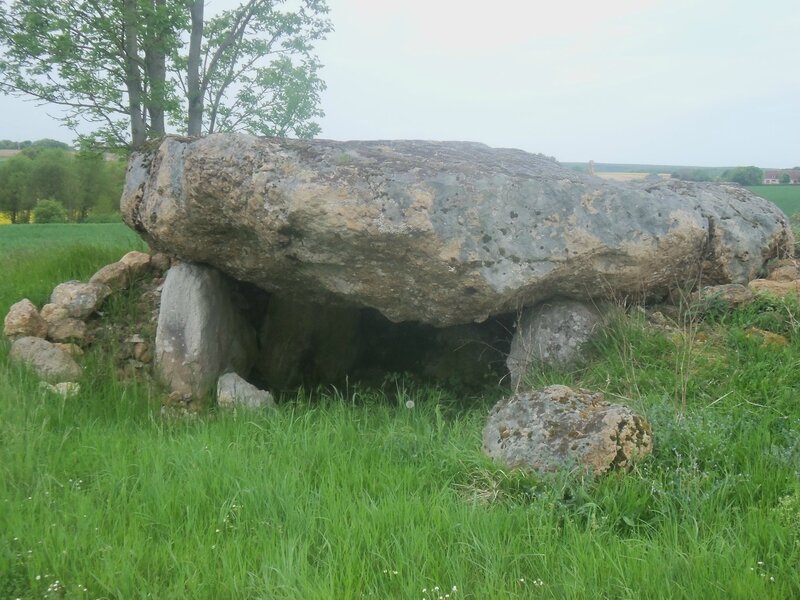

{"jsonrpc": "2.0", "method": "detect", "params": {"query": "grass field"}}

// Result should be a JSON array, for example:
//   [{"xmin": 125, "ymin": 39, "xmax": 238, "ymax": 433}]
[
  {"xmin": 1, "ymin": 225, "xmax": 799, "ymax": 598},
  {"xmin": 747, "ymin": 185, "xmax": 800, "ymax": 217}
]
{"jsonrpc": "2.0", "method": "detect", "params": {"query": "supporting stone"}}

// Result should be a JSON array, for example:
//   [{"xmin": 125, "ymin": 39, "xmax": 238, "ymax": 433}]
[{"xmin": 155, "ymin": 262, "xmax": 257, "ymax": 398}]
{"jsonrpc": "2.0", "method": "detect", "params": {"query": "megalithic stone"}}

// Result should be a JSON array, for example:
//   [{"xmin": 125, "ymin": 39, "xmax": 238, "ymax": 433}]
[{"xmin": 122, "ymin": 134, "xmax": 793, "ymax": 327}]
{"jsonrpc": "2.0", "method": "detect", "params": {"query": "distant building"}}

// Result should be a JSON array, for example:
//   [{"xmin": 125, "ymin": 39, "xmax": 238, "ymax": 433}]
[{"xmin": 763, "ymin": 169, "xmax": 800, "ymax": 184}]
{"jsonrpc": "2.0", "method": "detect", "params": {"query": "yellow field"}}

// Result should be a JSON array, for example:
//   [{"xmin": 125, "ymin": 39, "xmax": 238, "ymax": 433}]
[{"xmin": 595, "ymin": 172, "xmax": 669, "ymax": 181}]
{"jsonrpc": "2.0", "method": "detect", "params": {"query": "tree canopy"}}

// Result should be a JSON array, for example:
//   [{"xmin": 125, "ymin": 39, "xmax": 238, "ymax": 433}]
[
  {"xmin": 0, "ymin": 0, "xmax": 331, "ymax": 150},
  {"xmin": 722, "ymin": 166, "xmax": 764, "ymax": 186}
]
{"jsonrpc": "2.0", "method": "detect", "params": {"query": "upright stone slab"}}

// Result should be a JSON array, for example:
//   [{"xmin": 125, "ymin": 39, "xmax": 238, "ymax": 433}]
[{"xmin": 155, "ymin": 263, "xmax": 257, "ymax": 397}]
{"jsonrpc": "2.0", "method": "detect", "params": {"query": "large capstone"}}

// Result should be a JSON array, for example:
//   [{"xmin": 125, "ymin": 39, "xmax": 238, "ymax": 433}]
[{"xmin": 122, "ymin": 134, "xmax": 792, "ymax": 328}]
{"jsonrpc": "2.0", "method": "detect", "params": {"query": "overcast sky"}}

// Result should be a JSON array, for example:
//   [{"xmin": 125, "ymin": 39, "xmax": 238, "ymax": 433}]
[{"xmin": 1, "ymin": 0, "xmax": 798, "ymax": 167}]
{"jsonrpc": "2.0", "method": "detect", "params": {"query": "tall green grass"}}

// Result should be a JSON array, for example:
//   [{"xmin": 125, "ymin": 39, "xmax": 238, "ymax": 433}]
[{"xmin": 1, "ymin": 225, "xmax": 799, "ymax": 598}]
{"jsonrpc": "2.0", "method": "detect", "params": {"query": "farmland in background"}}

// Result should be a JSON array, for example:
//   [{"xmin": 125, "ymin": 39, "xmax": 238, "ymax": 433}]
[{"xmin": 746, "ymin": 185, "xmax": 800, "ymax": 217}]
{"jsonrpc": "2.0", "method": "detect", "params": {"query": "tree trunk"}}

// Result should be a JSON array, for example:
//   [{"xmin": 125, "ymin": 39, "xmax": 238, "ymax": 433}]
[
  {"xmin": 123, "ymin": 0, "xmax": 146, "ymax": 148},
  {"xmin": 144, "ymin": 0, "xmax": 167, "ymax": 136},
  {"xmin": 187, "ymin": 0, "xmax": 204, "ymax": 136}
]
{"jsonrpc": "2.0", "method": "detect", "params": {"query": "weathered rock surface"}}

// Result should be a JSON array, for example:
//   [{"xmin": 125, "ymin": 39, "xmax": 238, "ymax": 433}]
[
  {"xmin": 507, "ymin": 299, "xmax": 605, "ymax": 390},
  {"xmin": 748, "ymin": 278, "xmax": 800, "ymax": 298},
  {"xmin": 47, "ymin": 317, "xmax": 87, "ymax": 345},
  {"xmin": 4, "ymin": 299, "xmax": 48, "ymax": 339},
  {"xmin": 693, "ymin": 283, "xmax": 754, "ymax": 308},
  {"xmin": 155, "ymin": 263, "xmax": 257, "ymax": 397},
  {"xmin": 90, "ymin": 261, "xmax": 131, "ymax": 291},
  {"xmin": 120, "ymin": 251, "xmax": 152, "ymax": 276},
  {"xmin": 10, "ymin": 336, "xmax": 83, "ymax": 382},
  {"xmin": 217, "ymin": 372, "xmax": 274, "ymax": 410},
  {"xmin": 50, "ymin": 281, "xmax": 112, "ymax": 319},
  {"xmin": 122, "ymin": 134, "xmax": 793, "ymax": 327},
  {"xmin": 483, "ymin": 385, "xmax": 652, "ymax": 475}
]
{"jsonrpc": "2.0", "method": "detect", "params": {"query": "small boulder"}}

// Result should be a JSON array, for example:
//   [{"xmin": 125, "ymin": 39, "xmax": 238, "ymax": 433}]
[
  {"xmin": 767, "ymin": 259, "xmax": 800, "ymax": 282},
  {"xmin": 507, "ymin": 300, "xmax": 604, "ymax": 390},
  {"xmin": 4, "ymin": 299, "xmax": 48, "ymax": 339},
  {"xmin": 47, "ymin": 317, "xmax": 87, "ymax": 345},
  {"xmin": 693, "ymin": 283, "xmax": 754, "ymax": 308},
  {"xmin": 748, "ymin": 279, "xmax": 800, "ymax": 299},
  {"xmin": 483, "ymin": 385, "xmax": 652, "ymax": 475},
  {"xmin": 120, "ymin": 251, "xmax": 151, "ymax": 277},
  {"xmin": 10, "ymin": 336, "xmax": 83, "ymax": 382},
  {"xmin": 89, "ymin": 261, "xmax": 131, "ymax": 291},
  {"xmin": 217, "ymin": 372, "xmax": 275, "ymax": 410},
  {"xmin": 41, "ymin": 303, "xmax": 70, "ymax": 324},
  {"xmin": 50, "ymin": 281, "xmax": 112, "ymax": 319}
]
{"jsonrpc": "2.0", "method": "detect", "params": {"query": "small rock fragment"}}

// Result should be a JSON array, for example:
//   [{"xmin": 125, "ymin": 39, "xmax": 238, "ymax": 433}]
[
  {"xmin": 217, "ymin": 372, "xmax": 275, "ymax": 410},
  {"xmin": 39, "ymin": 381, "xmax": 81, "ymax": 399}
]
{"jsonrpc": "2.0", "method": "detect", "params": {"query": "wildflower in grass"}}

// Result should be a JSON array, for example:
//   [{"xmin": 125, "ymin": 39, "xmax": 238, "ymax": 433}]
[{"xmin": 406, "ymin": 400, "xmax": 415, "ymax": 409}]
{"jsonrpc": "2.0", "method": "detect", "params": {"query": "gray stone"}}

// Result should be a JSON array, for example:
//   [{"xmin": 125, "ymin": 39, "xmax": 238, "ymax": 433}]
[
  {"xmin": 122, "ymin": 134, "xmax": 793, "ymax": 328},
  {"xmin": 50, "ymin": 281, "xmax": 112, "ymax": 319},
  {"xmin": 483, "ymin": 385, "xmax": 652, "ymax": 475},
  {"xmin": 4, "ymin": 299, "xmax": 48, "ymax": 339},
  {"xmin": 10, "ymin": 336, "xmax": 83, "ymax": 382},
  {"xmin": 217, "ymin": 372, "xmax": 274, "ymax": 410},
  {"xmin": 155, "ymin": 262, "xmax": 257, "ymax": 397},
  {"xmin": 507, "ymin": 300, "xmax": 604, "ymax": 390}
]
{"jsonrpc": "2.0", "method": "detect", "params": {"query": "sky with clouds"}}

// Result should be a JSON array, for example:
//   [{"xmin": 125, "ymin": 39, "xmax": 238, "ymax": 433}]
[{"xmin": 1, "ymin": 0, "xmax": 798, "ymax": 166}]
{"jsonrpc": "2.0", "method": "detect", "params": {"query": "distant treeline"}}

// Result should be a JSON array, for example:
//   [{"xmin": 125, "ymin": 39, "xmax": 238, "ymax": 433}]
[
  {"xmin": 0, "ymin": 145, "xmax": 125, "ymax": 223},
  {"xmin": 565, "ymin": 162, "xmax": 770, "ymax": 186},
  {"xmin": 0, "ymin": 138, "xmax": 72, "ymax": 151}
]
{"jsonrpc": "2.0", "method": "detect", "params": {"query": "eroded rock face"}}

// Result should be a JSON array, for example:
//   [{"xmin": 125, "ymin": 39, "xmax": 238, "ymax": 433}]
[
  {"xmin": 155, "ymin": 263, "xmax": 257, "ymax": 397},
  {"xmin": 10, "ymin": 336, "xmax": 83, "ymax": 383},
  {"xmin": 483, "ymin": 385, "xmax": 652, "ymax": 475},
  {"xmin": 122, "ymin": 134, "xmax": 793, "ymax": 327}
]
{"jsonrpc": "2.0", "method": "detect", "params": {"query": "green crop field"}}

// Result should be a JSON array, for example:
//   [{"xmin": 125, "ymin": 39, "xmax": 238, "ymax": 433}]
[
  {"xmin": 1, "ymin": 224, "xmax": 799, "ymax": 598},
  {"xmin": 747, "ymin": 185, "xmax": 800, "ymax": 217}
]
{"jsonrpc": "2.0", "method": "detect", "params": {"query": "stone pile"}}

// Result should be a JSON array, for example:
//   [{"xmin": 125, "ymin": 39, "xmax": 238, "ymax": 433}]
[{"xmin": 4, "ymin": 251, "xmax": 162, "ymax": 389}]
